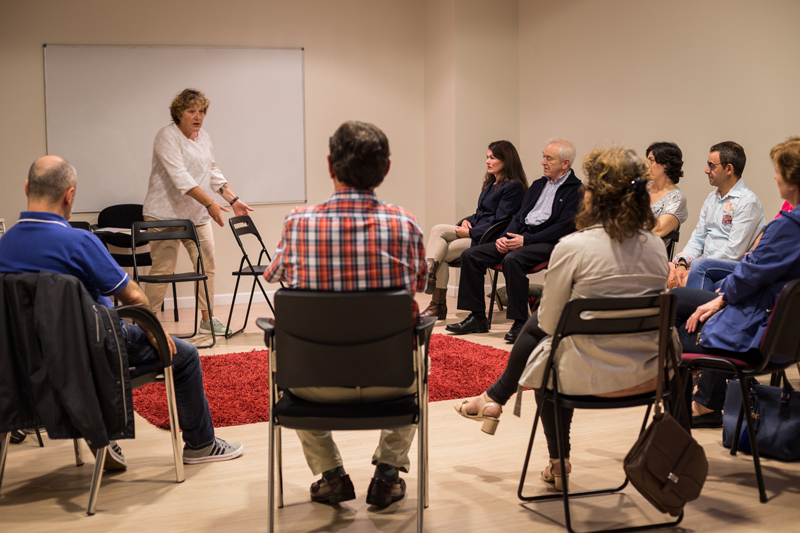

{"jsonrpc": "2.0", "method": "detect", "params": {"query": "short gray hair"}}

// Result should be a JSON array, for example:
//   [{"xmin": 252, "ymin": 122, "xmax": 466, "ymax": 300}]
[
  {"xmin": 27, "ymin": 157, "xmax": 77, "ymax": 203},
  {"xmin": 545, "ymin": 138, "xmax": 576, "ymax": 168}
]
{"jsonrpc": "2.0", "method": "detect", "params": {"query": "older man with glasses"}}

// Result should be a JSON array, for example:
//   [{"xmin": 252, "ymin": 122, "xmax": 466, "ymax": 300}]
[{"xmin": 668, "ymin": 141, "xmax": 765, "ymax": 294}]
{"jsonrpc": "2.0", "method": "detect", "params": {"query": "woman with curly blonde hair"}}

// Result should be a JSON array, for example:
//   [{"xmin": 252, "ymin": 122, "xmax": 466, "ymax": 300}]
[
  {"xmin": 455, "ymin": 146, "xmax": 676, "ymax": 490},
  {"xmin": 143, "ymin": 88, "xmax": 253, "ymax": 336}
]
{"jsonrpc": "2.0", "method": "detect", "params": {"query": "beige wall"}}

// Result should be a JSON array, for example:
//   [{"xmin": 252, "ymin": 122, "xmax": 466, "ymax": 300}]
[
  {"xmin": 519, "ymin": 0, "xmax": 800, "ymax": 247},
  {"xmin": 4, "ymin": 0, "xmax": 799, "ymax": 305},
  {"xmin": 0, "ymin": 0, "xmax": 426, "ymax": 304}
]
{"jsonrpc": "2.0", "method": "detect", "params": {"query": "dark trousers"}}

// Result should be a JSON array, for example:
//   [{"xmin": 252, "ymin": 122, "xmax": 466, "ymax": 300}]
[
  {"xmin": 485, "ymin": 312, "xmax": 572, "ymax": 458},
  {"xmin": 672, "ymin": 287, "xmax": 763, "ymax": 411},
  {"xmin": 457, "ymin": 241, "xmax": 554, "ymax": 321}
]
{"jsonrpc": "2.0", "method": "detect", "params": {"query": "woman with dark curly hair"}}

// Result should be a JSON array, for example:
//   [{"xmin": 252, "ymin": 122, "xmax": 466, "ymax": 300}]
[
  {"xmin": 454, "ymin": 146, "xmax": 677, "ymax": 491},
  {"xmin": 143, "ymin": 88, "xmax": 253, "ymax": 336},
  {"xmin": 421, "ymin": 140, "xmax": 527, "ymax": 319},
  {"xmin": 646, "ymin": 141, "xmax": 688, "ymax": 237}
]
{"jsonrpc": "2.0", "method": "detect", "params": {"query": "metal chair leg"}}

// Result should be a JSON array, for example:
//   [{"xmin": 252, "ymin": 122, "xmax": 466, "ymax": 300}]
[
  {"xmin": 86, "ymin": 445, "xmax": 107, "ymax": 515},
  {"xmin": 0, "ymin": 432, "xmax": 10, "ymax": 490},
  {"xmin": 34, "ymin": 426, "xmax": 44, "ymax": 447},
  {"xmin": 163, "ymin": 367, "xmax": 185, "ymax": 483},
  {"xmin": 172, "ymin": 282, "xmax": 179, "ymax": 322},
  {"xmin": 74, "ymin": 439, "xmax": 84, "ymax": 466},
  {"xmin": 738, "ymin": 377, "xmax": 767, "ymax": 503},
  {"xmin": 276, "ymin": 426, "xmax": 284, "ymax": 509},
  {"xmin": 487, "ymin": 270, "xmax": 500, "ymax": 328},
  {"xmin": 268, "ymin": 418, "xmax": 276, "ymax": 533}
]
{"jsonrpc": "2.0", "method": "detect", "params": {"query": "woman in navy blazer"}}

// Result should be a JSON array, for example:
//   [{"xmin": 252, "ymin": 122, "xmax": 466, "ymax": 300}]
[
  {"xmin": 421, "ymin": 140, "xmax": 528, "ymax": 319},
  {"xmin": 673, "ymin": 136, "xmax": 800, "ymax": 427}
]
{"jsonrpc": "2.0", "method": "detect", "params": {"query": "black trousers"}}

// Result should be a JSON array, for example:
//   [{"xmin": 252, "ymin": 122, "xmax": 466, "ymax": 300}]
[
  {"xmin": 457, "ymin": 241, "xmax": 554, "ymax": 321},
  {"xmin": 672, "ymin": 287, "xmax": 763, "ymax": 411},
  {"xmin": 484, "ymin": 312, "xmax": 573, "ymax": 459}
]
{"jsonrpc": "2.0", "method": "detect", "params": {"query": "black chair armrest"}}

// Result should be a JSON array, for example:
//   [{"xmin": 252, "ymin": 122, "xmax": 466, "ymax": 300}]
[
  {"xmin": 477, "ymin": 218, "xmax": 512, "ymax": 245},
  {"xmin": 116, "ymin": 305, "xmax": 173, "ymax": 368},
  {"xmin": 415, "ymin": 316, "xmax": 436, "ymax": 350},
  {"xmin": 257, "ymin": 317, "xmax": 275, "ymax": 339}
]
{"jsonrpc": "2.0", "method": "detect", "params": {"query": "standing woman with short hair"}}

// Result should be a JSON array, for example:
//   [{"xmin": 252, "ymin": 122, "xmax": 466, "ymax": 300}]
[
  {"xmin": 421, "ymin": 140, "xmax": 527, "ymax": 319},
  {"xmin": 143, "ymin": 88, "xmax": 253, "ymax": 335}
]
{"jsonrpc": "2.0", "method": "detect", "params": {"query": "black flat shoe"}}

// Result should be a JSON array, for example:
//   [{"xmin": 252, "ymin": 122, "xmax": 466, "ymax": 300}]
[
  {"xmin": 691, "ymin": 409, "xmax": 723, "ymax": 428},
  {"xmin": 504, "ymin": 321, "xmax": 524, "ymax": 343},
  {"xmin": 445, "ymin": 314, "xmax": 489, "ymax": 334}
]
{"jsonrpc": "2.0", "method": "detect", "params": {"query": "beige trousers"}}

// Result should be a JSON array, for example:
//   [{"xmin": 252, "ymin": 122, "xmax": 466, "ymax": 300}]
[
  {"xmin": 425, "ymin": 223, "xmax": 471, "ymax": 289},
  {"xmin": 291, "ymin": 383, "xmax": 418, "ymax": 475},
  {"xmin": 143, "ymin": 216, "xmax": 216, "ymax": 315}
]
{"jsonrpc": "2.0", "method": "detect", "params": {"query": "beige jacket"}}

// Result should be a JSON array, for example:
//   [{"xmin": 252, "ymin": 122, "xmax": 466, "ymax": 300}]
[{"xmin": 519, "ymin": 225, "xmax": 679, "ymax": 396}]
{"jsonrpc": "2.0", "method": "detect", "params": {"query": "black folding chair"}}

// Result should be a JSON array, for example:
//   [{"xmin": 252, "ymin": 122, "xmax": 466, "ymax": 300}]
[
  {"xmin": 663, "ymin": 226, "xmax": 681, "ymax": 261},
  {"xmin": 93, "ymin": 204, "xmax": 180, "ymax": 321},
  {"xmin": 681, "ymin": 278, "xmax": 800, "ymax": 503},
  {"xmin": 131, "ymin": 219, "xmax": 215, "ymax": 348},
  {"xmin": 518, "ymin": 293, "xmax": 681, "ymax": 533},
  {"xmin": 487, "ymin": 260, "xmax": 549, "ymax": 327},
  {"xmin": 224, "ymin": 215, "xmax": 283, "ymax": 338},
  {"xmin": 0, "ymin": 277, "xmax": 183, "ymax": 515},
  {"xmin": 258, "ymin": 289, "xmax": 436, "ymax": 533}
]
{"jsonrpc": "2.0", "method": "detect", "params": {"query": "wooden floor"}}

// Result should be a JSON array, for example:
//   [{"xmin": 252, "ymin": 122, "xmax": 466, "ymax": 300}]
[{"xmin": 2, "ymin": 293, "xmax": 799, "ymax": 532}]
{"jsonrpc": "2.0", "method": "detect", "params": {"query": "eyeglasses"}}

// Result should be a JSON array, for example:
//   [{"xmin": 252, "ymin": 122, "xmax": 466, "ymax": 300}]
[{"xmin": 707, "ymin": 161, "xmax": 727, "ymax": 171}]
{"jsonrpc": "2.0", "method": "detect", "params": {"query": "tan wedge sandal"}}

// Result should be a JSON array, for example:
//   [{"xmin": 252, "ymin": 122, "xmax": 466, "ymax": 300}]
[
  {"xmin": 541, "ymin": 458, "xmax": 571, "ymax": 491},
  {"xmin": 453, "ymin": 392, "xmax": 502, "ymax": 435}
]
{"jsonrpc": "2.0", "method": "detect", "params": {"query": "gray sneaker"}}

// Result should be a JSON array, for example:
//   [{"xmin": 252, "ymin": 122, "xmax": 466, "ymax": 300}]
[
  {"xmin": 183, "ymin": 437, "xmax": 244, "ymax": 465},
  {"xmin": 199, "ymin": 317, "xmax": 232, "ymax": 336},
  {"xmin": 91, "ymin": 440, "xmax": 128, "ymax": 471}
]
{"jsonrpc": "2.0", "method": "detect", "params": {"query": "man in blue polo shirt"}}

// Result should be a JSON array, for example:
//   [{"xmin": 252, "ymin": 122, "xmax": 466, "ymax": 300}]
[{"xmin": 0, "ymin": 155, "xmax": 243, "ymax": 468}]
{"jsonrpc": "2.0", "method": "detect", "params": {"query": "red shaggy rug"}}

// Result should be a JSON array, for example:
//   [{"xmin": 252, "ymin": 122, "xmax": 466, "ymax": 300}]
[{"xmin": 132, "ymin": 333, "xmax": 510, "ymax": 429}]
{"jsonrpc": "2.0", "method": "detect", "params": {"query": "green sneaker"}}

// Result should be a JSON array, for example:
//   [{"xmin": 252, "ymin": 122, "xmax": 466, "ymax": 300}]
[{"xmin": 199, "ymin": 317, "xmax": 231, "ymax": 336}]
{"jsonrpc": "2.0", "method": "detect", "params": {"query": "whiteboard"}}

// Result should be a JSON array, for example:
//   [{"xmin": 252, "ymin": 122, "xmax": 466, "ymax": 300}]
[{"xmin": 44, "ymin": 45, "xmax": 306, "ymax": 212}]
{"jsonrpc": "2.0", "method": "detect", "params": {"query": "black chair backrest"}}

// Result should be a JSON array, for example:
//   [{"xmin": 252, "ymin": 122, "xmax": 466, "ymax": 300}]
[
  {"xmin": 97, "ymin": 204, "xmax": 144, "ymax": 230},
  {"xmin": 663, "ymin": 227, "xmax": 680, "ymax": 261},
  {"xmin": 758, "ymin": 278, "xmax": 800, "ymax": 366},
  {"xmin": 550, "ymin": 293, "xmax": 676, "ymax": 356},
  {"xmin": 130, "ymin": 219, "xmax": 204, "ymax": 278},
  {"xmin": 69, "ymin": 221, "xmax": 92, "ymax": 232},
  {"xmin": 456, "ymin": 217, "xmax": 512, "ymax": 246},
  {"xmin": 95, "ymin": 204, "xmax": 150, "ymax": 267},
  {"xmin": 229, "ymin": 215, "xmax": 271, "ymax": 263},
  {"xmin": 272, "ymin": 289, "xmax": 416, "ymax": 389}
]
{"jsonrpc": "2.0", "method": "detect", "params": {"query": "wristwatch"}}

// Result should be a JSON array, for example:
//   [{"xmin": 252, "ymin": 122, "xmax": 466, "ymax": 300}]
[
  {"xmin": 229, "ymin": 196, "xmax": 240, "ymax": 206},
  {"xmin": 675, "ymin": 257, "xmax": 689, "ymax": 269}
]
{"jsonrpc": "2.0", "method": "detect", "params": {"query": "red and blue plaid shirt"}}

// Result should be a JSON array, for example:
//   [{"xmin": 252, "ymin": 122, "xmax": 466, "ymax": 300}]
[{"xmin": 264, "ymin": 188, "xmax": 427, "ymax": 319}]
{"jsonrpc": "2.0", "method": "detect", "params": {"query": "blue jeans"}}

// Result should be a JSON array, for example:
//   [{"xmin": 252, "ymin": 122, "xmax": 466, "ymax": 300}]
[
  {"xmin": 685, "ymin": 258, "xmax": 738, "ymax": 292},
  {"xmin": 123, "ymin": 324, "xmax": 215, "ymax": 449}
]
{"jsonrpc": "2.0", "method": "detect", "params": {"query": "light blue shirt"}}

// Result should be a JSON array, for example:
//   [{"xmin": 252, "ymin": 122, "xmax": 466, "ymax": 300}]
[
  {"xmin": 676, "ymin": 178, "xmax": 765, "ymax": 264},
  {"xmin": 525, "ymin": 171, "xmax": 570, "ymax": 226}
]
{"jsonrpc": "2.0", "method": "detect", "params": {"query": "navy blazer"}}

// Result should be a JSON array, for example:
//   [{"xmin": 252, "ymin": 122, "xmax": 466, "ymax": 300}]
[
  {"xmin": 701, "ymin": 207, "xmax": 800, "ymax": 353},
  {"xmin": 464, "ymin": 180, "xmax": 525, "ymax": 246},
  {"xmin": 504, "ymin": 170, "xmax": 583, "ymax": 246}
]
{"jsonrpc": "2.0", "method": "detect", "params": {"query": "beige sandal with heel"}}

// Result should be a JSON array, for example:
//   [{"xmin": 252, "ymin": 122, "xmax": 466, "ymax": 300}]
[
  {"xmin": 453, "ymin": 392, "xmax": 502, "ymax": 435},
  {"xmin": 541, "ymin": 458, "xmax": 571, "ymax": 491}
]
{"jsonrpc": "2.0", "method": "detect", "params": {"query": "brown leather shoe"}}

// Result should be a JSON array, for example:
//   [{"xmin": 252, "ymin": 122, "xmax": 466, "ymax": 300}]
[
  {"xmin": 366, "ymin": 477, "xmax": 406, "ymax": 507},
  {"xmin": 420, "ymin": 288, "xmax": 447, "ymax": 320},
  {"xmin": 310, "ymin": 474, "xmax": 356, "ymax": 504}
]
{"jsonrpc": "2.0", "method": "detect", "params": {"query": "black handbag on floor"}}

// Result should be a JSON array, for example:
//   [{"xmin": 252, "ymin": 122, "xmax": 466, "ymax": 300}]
[{"xmin": 722, "ymin": 373, "xmax": 800, "ymax": 462}]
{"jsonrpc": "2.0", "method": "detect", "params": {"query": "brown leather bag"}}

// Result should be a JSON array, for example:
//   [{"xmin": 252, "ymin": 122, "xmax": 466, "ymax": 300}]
[{"xmin": 623, "ymin": 298, "xmax": 708, "ymax": 517}]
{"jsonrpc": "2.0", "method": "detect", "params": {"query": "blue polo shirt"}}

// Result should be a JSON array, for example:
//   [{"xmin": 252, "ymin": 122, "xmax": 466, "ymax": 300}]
[{"xmin": 0, "ymin": 211, "xmax": 129, "ymax": 307}]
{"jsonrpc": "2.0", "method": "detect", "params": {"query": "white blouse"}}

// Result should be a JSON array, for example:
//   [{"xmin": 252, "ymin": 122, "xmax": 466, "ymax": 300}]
[{"xmin": 143, "ymin": 123, "xmax": 227, "ymax": 225}]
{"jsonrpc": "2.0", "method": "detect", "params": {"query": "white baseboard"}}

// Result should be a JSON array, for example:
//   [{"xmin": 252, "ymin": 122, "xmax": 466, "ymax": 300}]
[{"xmin": 161, "ymin": 289, "xmax": 278, "ymax": 309}]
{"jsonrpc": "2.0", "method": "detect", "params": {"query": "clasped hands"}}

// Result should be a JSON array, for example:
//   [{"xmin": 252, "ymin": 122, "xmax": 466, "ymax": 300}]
[
  {"xmin": 455, "ymin": 220, "xmax": 472, "ymax": 238},
  {"xmin": 667, "ymin": 261, "xmax": 690, "ymax": 290},
  {"xmin": 496, "ymin": 233, "xmax": 524, "ymax": 253}
]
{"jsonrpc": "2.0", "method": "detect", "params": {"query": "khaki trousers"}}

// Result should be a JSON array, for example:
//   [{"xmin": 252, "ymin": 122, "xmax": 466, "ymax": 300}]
[
  {"xmin": 425, "ymin": 223, "xmax": 471, "ymax": 289},
  {"xmin": 291, "ymin": 383, "xmax": 418, "ymax": 475},
  {"xmin": 143, "ymin": 216, "xmax": 216, "ymax": 315}
]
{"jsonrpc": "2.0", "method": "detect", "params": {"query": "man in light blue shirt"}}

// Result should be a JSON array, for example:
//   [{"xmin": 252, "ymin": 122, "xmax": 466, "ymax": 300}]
[{"xmin": 669, "ymin": 141, "xmax": 765, "ymax": 289}]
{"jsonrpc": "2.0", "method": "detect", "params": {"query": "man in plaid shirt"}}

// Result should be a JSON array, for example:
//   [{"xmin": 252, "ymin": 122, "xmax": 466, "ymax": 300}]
[{"xmin": 264, "ymin": 121, "xmax": 426, "ymax": 508}]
